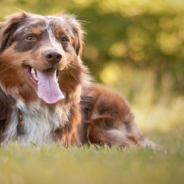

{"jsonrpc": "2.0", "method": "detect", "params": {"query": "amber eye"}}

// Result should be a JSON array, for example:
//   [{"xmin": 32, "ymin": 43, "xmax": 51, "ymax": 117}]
[
  {"xmin": 25, "ymin": 36, "xmax": 36, "ymax": 41},
  {"xmin": 61, "ymin": 37, "xmax": 68, "ymax": 42}
]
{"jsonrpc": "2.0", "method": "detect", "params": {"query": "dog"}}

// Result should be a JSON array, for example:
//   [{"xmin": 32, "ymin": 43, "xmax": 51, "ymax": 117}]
[{"xmin": 0, "ymin": 11, "xmax": 157, "ymax": 148}]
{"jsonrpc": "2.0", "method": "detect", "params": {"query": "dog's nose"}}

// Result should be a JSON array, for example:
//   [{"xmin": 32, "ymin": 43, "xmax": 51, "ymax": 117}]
[{"xmin": 44, "ymin": 50, "xmax": 62, "ymax": 65}]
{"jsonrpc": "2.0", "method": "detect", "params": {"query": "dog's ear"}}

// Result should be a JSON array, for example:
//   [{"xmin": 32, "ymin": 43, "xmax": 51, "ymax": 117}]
[
  {"xmin": 71, "ymin": 19, "xmax": 85, "ymax": 56},
  {"xmin": 0, "ymin": 12, "xmax": 28, "ymax": 52}
]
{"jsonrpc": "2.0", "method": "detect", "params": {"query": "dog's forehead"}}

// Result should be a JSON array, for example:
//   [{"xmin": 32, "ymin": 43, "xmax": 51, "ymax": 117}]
[
  {"xmin": 15, "ymin": 14, "xmax": 69, "ymax": 34},
  {"xmin": 29, "ymin": 14, "xmax": 68, "ymax": 26},
  {"xmin": 45, "ymin": 15, "xmax": 67, "ymax": 24}
]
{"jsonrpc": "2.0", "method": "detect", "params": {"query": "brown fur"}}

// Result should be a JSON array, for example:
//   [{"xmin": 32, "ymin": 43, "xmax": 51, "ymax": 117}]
[
  {"xmin": 78, "ymin": 84, "xmax": 156, "ymax": 148},
  {"xmin": 0, "ymin": 11, "xmax": 157, "ymax": 148}
]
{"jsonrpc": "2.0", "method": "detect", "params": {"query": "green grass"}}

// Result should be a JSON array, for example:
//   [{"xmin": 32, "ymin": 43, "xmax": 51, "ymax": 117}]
[
  {"xmin": 0, "ymin": 130, "xmax": 183, "ymax": 184},
  {"xmin": 0, "ymin": 89, "xmax": 183, "ymax": 184}
]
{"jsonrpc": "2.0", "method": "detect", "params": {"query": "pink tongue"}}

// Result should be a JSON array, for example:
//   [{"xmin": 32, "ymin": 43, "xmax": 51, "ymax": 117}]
[{"xmin": 37, "ymin": 69, "xmax": 64, "ymax": 104}]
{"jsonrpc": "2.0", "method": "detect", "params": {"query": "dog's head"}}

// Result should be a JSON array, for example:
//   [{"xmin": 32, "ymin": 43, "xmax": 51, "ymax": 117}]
[{"xmin": 0, "ymin": 11, "xmax": 86, "ymax": 105}]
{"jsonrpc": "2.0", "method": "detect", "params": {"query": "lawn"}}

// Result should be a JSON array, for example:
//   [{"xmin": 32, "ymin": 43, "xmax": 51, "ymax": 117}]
[
  {"xmin": 0, "ymin": 90, "xmax": 183, "ymax": 184},
  {"xmin": 0, "ymin": 96, "xmax": 184, "ymax": 184},
  {"xmin": 0, "ymin": 129, "xmax": 183, "ymax": 184}
]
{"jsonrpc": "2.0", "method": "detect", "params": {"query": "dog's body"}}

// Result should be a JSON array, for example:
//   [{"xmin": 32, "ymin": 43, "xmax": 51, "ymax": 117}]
[{"xmin": 0, "ymin": 12, "xmax": 156, "ymax": 148}]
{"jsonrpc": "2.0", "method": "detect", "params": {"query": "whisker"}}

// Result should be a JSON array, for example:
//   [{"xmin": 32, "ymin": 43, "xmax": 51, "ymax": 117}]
[
  {"xmin": 67, "ymin": 63, "xmax": 81, "ymax": 71},
  {"xmin": 67, "ymin": 65, "xmax": 80, "ymax": 72},
  {"xmin": 68, "ymin": 62, "xmax": 81, "ymax": 67},
  {"xmin": 66, "ymin": 70, "xmax": 74, "ymax": 87},
  {"xmin": 68, "ymin": 70, "xmax": 80, "ymax": 83},
  {"xmin": 0, "ymin": 63, "xmax": 18, "ymax": 74},
  {"xmin": 0, "ymin": 59, "xmax": 34, "ymax": 74}
]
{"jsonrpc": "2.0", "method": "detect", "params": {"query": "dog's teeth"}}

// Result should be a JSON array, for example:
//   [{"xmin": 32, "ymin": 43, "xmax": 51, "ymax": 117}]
[
  {"xmin": 56, "ymin": 70, "xmax": 60, "ymax": 82},
  {"xmin": 32, "ymin": 73, "xmax": 38, "ymax": 81},
  {"xmin": 30, "ymin": 67, "xmax": 38, "ymax": 81},
  {"xmin": 31, "ymin": 67, "xmax": 35, "ymax": 74}
]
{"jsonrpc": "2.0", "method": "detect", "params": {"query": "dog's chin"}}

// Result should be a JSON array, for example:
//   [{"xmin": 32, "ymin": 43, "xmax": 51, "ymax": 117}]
[{"xmin": 23, "ymin": 65, "xmax": 64, "ymax": 104}]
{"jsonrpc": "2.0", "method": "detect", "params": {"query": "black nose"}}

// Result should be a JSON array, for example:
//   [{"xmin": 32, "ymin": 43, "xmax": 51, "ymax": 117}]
[{"xmin": 44, "ymin": 50, "xmax": 62, "ymax": 65}]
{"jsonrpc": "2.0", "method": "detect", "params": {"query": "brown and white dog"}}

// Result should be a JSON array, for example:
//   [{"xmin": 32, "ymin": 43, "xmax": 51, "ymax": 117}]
[{"xmin": 0, "ymin": 11, "xmax": 156, "ymax": 148}]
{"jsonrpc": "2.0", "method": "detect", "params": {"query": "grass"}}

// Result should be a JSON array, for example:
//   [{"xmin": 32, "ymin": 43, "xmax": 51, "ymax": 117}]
[
  {"xmin": 1, "ymin": 65, "xmax": 184, "ymax": 184},
  {"xmin": 0, "ymin": 129, "xmax": 183, "ymax": 184},
  {"xmin": 0, "ymin": 93, "xmax": 183, "ymax": 184},
  {"xmin": 0, "ymin": 92, "xmax": 183, "ymax": 184}
]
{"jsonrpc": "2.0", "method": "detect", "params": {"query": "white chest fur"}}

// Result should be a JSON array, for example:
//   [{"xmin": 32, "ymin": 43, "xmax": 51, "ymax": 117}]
[{"xmin": 3, "ymin": 100, "xmax": 69, "ymax": 146}]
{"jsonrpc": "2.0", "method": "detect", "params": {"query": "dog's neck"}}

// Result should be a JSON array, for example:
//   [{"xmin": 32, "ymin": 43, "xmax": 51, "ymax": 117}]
[{"xmin": 3, "ymin": 100, "xmax": 70, "ymax": 146}]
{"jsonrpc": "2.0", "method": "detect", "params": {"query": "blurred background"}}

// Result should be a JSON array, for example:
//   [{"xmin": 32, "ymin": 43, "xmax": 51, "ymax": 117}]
[{"xmin": 0, "ymin": 0, "xmax": 183, "ymax": 132}]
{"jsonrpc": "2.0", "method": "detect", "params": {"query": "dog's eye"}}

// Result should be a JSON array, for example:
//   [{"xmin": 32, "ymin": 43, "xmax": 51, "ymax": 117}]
[
  {"xmin": 61, "ymin": 37, "xmax": 68, "ymax": 42},
  {"xmin": 25, "ymin": 36, "xmax": 36, "ymax": 41}
]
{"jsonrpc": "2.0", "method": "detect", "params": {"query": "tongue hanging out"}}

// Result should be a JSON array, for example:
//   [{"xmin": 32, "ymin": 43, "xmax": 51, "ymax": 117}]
[{"xmin": 36, "ymin": 69, "xmax": 64, "ymax": 104}]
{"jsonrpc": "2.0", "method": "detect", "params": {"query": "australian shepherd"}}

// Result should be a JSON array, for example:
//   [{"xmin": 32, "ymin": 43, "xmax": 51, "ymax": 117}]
[{"xmin": 0, "ymin": 11, "xmax": 156, "ymax": 148}]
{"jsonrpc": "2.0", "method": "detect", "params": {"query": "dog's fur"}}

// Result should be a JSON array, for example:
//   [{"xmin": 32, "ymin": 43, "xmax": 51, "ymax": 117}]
[{"xmin": 0, "ymin": 11, "xmax": 156, "ymax": 148}]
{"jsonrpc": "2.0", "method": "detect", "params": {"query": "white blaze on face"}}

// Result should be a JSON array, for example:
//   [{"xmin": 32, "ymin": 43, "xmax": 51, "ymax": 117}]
[
  {"xmin": 47, "ymin": 28, "xmax": 56, "ymax": 47},
  {"xmin": 45, "ymin": 18, "xmax": 57, "ymax": 47}
]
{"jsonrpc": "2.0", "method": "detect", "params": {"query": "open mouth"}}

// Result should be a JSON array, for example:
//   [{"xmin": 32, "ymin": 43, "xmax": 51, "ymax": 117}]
[
  {"xmin": 24, "ymin": 65, "xmax": 64, "ymax": 104},
  {"xmin": 24, "ymin": 65, "xmax": 60, "ymax": 86}
]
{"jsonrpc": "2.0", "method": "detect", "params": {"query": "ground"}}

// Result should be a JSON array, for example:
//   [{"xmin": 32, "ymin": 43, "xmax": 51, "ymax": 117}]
[{"xmin": 0, "ymin": 129, "xmax": 183, "ymax": 184}]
